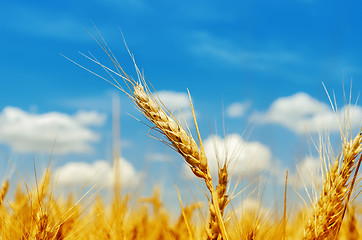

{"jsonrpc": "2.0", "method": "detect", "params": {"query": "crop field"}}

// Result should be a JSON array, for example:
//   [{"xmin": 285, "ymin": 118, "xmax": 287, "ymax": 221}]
[{"xmin": 1, "ymin": 32, "xmax": 362, "ymax": 240}]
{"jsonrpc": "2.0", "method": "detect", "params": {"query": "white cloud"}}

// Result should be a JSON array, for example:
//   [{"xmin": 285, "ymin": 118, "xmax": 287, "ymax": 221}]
[
  {"xmin": 201, "ymin": 134, "xmax": 272, "ymax": 178},
  {"xmin": 157, "ymin": 90, "xmax": 194, "ymax": 126},
  {"xmin": 289, "ymin": 156, "xmax": 322, "ymax": 189},
  {"xmin": 0, "ymin": 106, "xmax": 106, "ymax": 154},
  {"xmin": 54, "ymin": 158, "xmax": 139, "ymax": 187},
  {"xmin": 251, "ymin": 92, "xmax": 362, "ymax": 134},
  {"xmin": 157, "ymin": 91, "xmax": 189, "ymax": 109},
  {"xmin": 226, "ymin": 102, "xmax": 250, "ymax": 118},
  {"xmin": 73, "ymin": 110, "xmax": 107, "ymax": 126}
]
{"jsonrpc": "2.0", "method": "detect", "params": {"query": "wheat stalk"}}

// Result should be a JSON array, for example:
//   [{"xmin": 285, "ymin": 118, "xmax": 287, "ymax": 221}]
[
  {"xmin": 70, "ymin": 29, "xmax": 230, "ymax": 239},
  {"xmin": 132, "ymin": 74, "xmax": 229, "ymax": 240},
  {"xmin": 207, "ymin": 163, "xmax": 229, "ymax": 239},
  {"xmin": 303, "ymin": 132, "xmax": 362, "ymax": 240}
]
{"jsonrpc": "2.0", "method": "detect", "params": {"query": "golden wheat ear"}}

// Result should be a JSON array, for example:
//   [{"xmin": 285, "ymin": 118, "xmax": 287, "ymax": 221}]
[
  {"xmin": 303, "ymin": 132, "xmax": 362, "ymax": 239},
  {"xmin": 73, "ymin": 29, "xmax": 230, "ymax": 240},
  {"xmin": 130, "ymin": 67, "xmax": 229, "ymax": 240}
]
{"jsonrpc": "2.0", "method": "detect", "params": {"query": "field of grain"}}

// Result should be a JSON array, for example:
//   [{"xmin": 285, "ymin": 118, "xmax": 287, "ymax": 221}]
[
  {"xmin": 1, "ymin": 33, "xmax": 362, "ymax": 240},
  {"xmin": 0, "ymin": 133, "xmax": 361, "ymax": 240}
]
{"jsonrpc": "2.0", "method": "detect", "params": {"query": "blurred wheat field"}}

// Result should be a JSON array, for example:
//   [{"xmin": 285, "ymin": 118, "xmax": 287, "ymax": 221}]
[
  {"xmin": 0, "ymin": 166, "xmax": 361, "ymax": 240},
  {"xmin": 1, "ymin": 32, "xmax": 362, "ymax": 240}
]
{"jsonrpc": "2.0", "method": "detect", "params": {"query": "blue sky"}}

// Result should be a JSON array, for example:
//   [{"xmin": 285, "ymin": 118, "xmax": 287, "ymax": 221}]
[{"xmin": 1, "ymin": 0, "xmax": 362, "ymax": 210}]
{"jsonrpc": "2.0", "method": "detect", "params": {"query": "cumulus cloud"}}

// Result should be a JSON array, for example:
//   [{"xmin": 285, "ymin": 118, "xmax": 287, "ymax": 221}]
[
  {"xmin": 226, "ymin": 102, "xmax": 250, "ymax": 118},
  {"xmin": 251, "ymin": 92, "xmax": 362, "ymax": 134},
  {"xmin": 157, "ymin": 90, "xmax": 193, "ymax": 126},
  {"xmin": 54, "ymin": 158, "xmax": 139, "ymax": 187},
  {"xmin": 157, "ymin": 91, "xmax": 189, "ymax": 109},
  {"xmin": 289, "ymin": 156, "xmax": 322, "ymax": 189},
  {"xmin": 0, "ymin": 106, "xmax": 106, "ymax": 154},
  {"xmin": 73, "ymin": 110, "xmax": 106, "ymax": 126},
  {"xmin": 200, "ymin": 134, "xmax": 272, "ymax": 178}
]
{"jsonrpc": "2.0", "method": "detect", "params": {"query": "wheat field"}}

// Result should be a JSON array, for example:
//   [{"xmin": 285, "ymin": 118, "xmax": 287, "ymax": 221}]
[{"xmin": 1, "ymin": 32, "xmax": 362, "ymax": 240}]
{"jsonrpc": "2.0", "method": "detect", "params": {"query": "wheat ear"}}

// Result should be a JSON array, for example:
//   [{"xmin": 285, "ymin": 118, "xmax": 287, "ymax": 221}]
[
  {"xmin": 132, "ymin": 75, "xmax": 229, "ymax": 240},
  {"xmin": 74, "ymin": 31, "xmax": 230, "ymax": 239},
  {"xmin": 206, "ymin": 163, "xmax": 229, "ymax": 240},
  {"xmin": 303, "ymin": 132, "xmax": 362, "ymax": 239}
]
